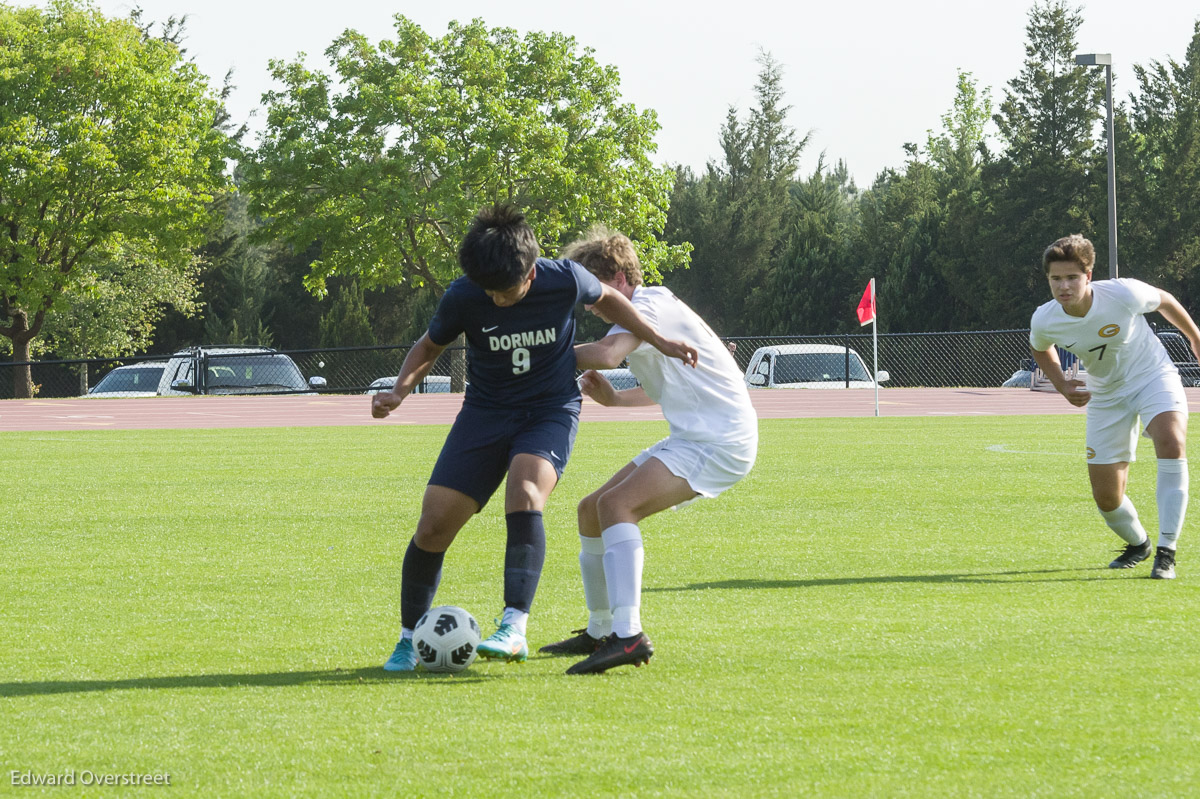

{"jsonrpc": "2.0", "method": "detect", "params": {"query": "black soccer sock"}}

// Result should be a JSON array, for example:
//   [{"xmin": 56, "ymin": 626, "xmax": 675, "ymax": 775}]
[
  {"xmin": 400, "ymin": 539, "xmax": 445, "ymax": 631},
  {"xmin": 503, "ymin": 511, "xmax": 546, "ymax": 614}
]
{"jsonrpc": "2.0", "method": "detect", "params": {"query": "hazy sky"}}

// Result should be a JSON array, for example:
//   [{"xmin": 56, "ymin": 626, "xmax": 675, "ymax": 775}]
[{"xmin": 35, "ymin": 1, "xmax": 1200, "ymax": 184}]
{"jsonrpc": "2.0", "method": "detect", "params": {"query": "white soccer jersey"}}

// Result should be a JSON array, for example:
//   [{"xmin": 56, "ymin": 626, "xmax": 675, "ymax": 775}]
[
  {"xmin": 1029, "ymin": 278, "xmax": 1176, "ymax": 394},
  {"xmin": 608, "ymin": 286, "xmax": 757, "ymax": 444}
]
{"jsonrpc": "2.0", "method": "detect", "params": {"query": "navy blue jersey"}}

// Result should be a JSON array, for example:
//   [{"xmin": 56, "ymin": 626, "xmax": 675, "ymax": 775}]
[{"xmin": 427, "ymin": 258, "xmax": 603, "ymax": 409}]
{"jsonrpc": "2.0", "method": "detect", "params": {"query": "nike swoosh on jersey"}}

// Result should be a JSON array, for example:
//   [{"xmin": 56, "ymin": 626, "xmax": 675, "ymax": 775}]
[{"xmin": 482, "ymin": 325, "xmax": 499, "ymax": 332}]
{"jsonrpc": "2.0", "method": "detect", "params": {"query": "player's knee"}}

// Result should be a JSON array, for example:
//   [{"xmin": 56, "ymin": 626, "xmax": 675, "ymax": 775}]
[
  {"xmin": 577, "ymin": 491, "xmax": 600, "ymax": 522},
  {"xmin": 506, "ymin": 482, "xmax": 549, "ymax": 512},
  {"xmin": 595, "ymin": 489, "xmax": 633, "ymax": 525},
  {"xmin": 413, "ymin": 516, "xmax": 459, "ymax": 552},
  {"xmin": 1092, "ymin": 491, "xmax": 1122, "ymax": 514},
  {"xmin": 1155, "ymin": 439, "xmax": 1186, "ymax": 459}
]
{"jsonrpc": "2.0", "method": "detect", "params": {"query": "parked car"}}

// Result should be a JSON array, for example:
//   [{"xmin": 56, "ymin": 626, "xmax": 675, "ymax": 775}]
[
  {"xmin": 1157, "ymin": 331, "xmax": 1200, "ymax": 387},
  {"xmin": 366, "ymin": 375, "xmax": 452, "ymax": 395},
  {"xmin": 84, "ymin": 362, "xmax": 168, "ymax": 398},
  {"xmin": 744, "ymin": 344, "xmax": 889, "ymax": 389},
  {"xmin": 160, "ymin": 346, "xmax": 326, "ymax": 396}
]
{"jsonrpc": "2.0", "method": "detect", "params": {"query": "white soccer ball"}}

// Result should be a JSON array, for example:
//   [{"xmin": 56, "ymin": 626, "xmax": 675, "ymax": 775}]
[{"xmin": 412, "ymin": 605, "xmax": 481, "ymax": 673}]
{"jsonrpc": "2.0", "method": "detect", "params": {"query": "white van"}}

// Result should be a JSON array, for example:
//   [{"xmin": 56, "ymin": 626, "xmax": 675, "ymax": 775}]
[{"xmin": 744, "ymin": 344, "xmax": 889, "ymax": 389}]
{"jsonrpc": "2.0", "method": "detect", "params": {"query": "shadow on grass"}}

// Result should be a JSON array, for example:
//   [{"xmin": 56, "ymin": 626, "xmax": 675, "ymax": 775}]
[
  {"xmin": 646, "ymin": 566, "xmax": 1118, "ymax": 593},
  {"xmin": 0, "ymin": 666, "xmax": 497, "ymax": 698}
]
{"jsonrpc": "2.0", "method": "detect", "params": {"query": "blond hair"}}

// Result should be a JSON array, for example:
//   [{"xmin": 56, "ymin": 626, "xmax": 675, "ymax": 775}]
[{"xmin": 561, "ymin": 226, "xmax": 644, "ymax": 287}]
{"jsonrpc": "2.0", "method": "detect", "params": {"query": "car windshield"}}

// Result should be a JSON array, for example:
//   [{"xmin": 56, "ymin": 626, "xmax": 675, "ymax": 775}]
[
  {"xmin": 91, "ymin": 366, "xmax": 164, "ymax": 393},
  {"xmin": 204, "ymin": 355, "xmax": 305, "ymax": 390},
  {"xmin": 774, "ymin": 352, "xmax": 870, "ymax": 383},
  {"xmin": 1159, "ymin": 334, "xmax": 1195, "ymax": 363}
]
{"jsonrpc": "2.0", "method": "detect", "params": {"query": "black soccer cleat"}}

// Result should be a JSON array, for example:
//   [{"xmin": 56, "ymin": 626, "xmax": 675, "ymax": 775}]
[
  {"xmin": 1151, "ymin": 547, "xmax": 1177, "ymax": 580},
  {"xmin": 538, "ymin": 628, "xmax": 603, "ymax": 656},
  {"xmin": 565, "ymin": 632, "xmax": 654, "ymax": 675},
  {"xmin": 1108, "ymin": 539, "xmax": 1153, "ymax": 569}
]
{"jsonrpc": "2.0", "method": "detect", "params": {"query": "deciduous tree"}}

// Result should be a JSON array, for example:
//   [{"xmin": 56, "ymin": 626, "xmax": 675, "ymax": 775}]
[
  {"xmin": 243, "ymin": 16, "xmax": 687, "ymax": 300},
  {"xmin": 0, "ymin": 0, "xmax": 231, "ymax": 396}
]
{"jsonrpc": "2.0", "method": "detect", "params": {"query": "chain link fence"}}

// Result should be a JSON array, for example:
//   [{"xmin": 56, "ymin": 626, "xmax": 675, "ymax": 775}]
[
  {"xmin": 725, "ymin": 330, "xmax": 1034, "ymax": 389},
  {"xmin": 0, "ymin": 330, "xmax": 1041, "ymax": 400}
]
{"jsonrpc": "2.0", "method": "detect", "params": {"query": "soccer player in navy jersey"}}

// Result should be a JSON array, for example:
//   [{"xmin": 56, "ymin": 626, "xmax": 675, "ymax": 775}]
[{"xmin": 373, "ymin": 205, "xmax": 698, "ymax": 671}]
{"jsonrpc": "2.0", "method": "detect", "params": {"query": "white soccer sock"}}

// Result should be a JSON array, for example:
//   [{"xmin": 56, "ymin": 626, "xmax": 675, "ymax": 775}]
[
  {"xmin": 500, "ymin": 607, "xmax": 529, "ymax": 635},
  {"xmin": 579, "ymin": 535, "xmax": 612, "ymax": 638},
  {"xmin": 1157, "ymin": 458, "xmax": 1189, "ymax": 550},
  {"xmin": 1099, "ymin": 496, "xmax": 1148, "ymax": 546},
  {"xmin": 601, "ymin": 523, "xmax": 644, "ymax": 638}
]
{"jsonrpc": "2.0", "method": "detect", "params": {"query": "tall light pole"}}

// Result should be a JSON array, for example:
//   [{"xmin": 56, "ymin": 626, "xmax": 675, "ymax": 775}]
[{"xmin": 1075, "ymin": 52, "xmax": 1117, "ymax": 278}]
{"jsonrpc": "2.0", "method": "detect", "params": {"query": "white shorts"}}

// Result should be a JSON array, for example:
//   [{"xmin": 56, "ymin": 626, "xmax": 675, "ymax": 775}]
[
  {"xmin": 632, "ymin": 434, "xmax": 757, "ymax": 500},
  {"xmin": 1085, "ymin": 371, "xmax": 1188, "ymax": 464}
]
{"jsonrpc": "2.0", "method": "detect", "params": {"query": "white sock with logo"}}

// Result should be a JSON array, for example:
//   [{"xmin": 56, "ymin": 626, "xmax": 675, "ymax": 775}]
[
  {"xmin": 601, "ymin": 522, "xmax": 644, "ymax": 638},
  {"xmin": 578, "ymin": 535, "xmax": 612, "ymax": 638},
  {"xmin": 500, "ymin": 607, "xmax": 528, "ymax": 636},
  {"xmin": 1156, "ymin": 458, "xmax": 1189, "ymax": 550},
  {"xmin": 1099, "ymin": 496, "xmax": 1148, "ymax": 546}
]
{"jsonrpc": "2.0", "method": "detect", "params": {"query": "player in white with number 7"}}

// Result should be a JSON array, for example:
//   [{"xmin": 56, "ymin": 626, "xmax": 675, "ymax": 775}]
[{"xmin": 1030, "ymin": 234, "xmax": 1200, "ymax": 579}]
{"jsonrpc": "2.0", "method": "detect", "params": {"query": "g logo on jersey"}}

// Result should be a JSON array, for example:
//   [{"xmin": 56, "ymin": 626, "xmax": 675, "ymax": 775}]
[
  {"xmin": 1098, "ymin": 324, "xmax": 1120, "ymax": 338},
  {"xmin": 1086, "ymin": 446, "xmax": 1096, "ymax": 460}
]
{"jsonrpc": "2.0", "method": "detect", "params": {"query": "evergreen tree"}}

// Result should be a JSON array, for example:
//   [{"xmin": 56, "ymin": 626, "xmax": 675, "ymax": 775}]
[
  {"xmin": 666, "ymin": 51, "xmax": 807, "ymax": 333},
  {"xmin": 980, "ymin": 0, "xmax": 1104, "ymax": 326},
  {"xmin": 745, "ymin": 159, "xmax": 860, "ymax": 334},
  {"xmin": 925, "ymin": 72, "xmax": 994, "ymax": 329},
  {"xmin": 1124, "ymin": 22, "xmax": 1200, "ymax": 304},
  {"xmin": 319, "ymin": 280, "xmax": 376, "ymax": 348}
]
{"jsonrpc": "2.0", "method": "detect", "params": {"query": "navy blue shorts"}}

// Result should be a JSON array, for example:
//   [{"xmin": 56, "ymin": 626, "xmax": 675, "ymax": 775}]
[{"xmin": 428, "ymin": 403, "xmax": 580, "ymax": 509}]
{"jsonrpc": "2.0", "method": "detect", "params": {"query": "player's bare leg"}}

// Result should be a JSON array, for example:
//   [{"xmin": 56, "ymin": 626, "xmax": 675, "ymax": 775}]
[
  {"xmin": 413, "ymin": 485, "xmax": 481, "ymax": 552},
  {"xmin": 1089, "ymin": 461, "xmax": 1152, "ymax": 569},
  {"xmin": 542, "ymin": 462, "xmax": 641, "ymax": 656},
  {"xmin": 568, "ymin": 458, "xmax": 698, "ymax": 675}
]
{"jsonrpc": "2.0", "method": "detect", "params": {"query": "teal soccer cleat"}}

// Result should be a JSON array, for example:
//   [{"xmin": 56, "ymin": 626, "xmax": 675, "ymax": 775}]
[
  {"xmin": 476, "ymin": 622, "xmax": 528, "ymax": 663},
  {"xmin": 383, "ymin": 639, "xmax": 418, "ymax": 672}
]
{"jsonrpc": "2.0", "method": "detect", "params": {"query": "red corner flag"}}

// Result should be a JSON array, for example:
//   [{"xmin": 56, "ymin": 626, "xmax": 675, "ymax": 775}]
[{"xmin": 856, "ymin": 278, "xmax": 876, "ymax": 326}]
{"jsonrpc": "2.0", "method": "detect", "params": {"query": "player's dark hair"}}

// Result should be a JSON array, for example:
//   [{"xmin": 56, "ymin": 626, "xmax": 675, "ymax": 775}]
[
  {"xmin": 561, "ymin": 226, "xmax": 644, "ymax": 288},
  {"xmin": 458, "ymin": 204, "xmax": 540, "ymax": 291},
  {"xmin": 1042, "ymin": 234, "xmax": 1095, "ymax": 274}
]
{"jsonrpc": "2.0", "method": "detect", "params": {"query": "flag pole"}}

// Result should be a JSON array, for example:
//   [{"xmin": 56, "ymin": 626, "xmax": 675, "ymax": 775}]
[
  {"xmin": 871, "ymin": 278, "xmax": 879, "ymax": 417},
  {"xmin": 855, "ymin": 277, "xmax": 880, "ymax": 417}
]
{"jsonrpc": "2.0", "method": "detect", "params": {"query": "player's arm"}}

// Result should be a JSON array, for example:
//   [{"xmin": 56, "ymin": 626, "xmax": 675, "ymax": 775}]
[
  {"xmin": 575, "ymin": 331, "xmax": 641, "ymax": 370},
  {"xmin": 1156, "ymin": 290, "xmax": 1200, "ymax": 362},
  {"xmin": 589, "ymin": 285, "xmax": 699, "ymax": 368},
  {"xmin": 578, "ymin": 370, "xmax": 655, "ymax": 407},
  {"xmin": 1030, "ymin": 346, "xmax": 1090, "ymax": 407},
  {"xmin": 371, "ymin": 333, "xmax": 448, "ymax": 418}
]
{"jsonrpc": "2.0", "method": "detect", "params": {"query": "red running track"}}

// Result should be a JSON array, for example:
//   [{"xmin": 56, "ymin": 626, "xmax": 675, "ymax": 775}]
[{"xmin": 2, "ymin": 387, "xmax": 1184, "ymax": 433}]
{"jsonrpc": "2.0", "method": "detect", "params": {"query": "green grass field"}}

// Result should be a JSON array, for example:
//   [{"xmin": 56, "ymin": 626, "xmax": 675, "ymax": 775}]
[{"xmin": 3, "ymin": 416, "xmax": 1198, "ymax": 797}]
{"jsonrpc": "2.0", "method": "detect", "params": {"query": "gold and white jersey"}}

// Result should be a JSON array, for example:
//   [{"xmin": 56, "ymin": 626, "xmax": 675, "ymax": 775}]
[
  {"xmin": 608, "ymin": 287, "xmax": 757, "ymax": 444},
  {"xmin": 1029, "ymin": 278, "xmax": 1176, "ymax": 395}
]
